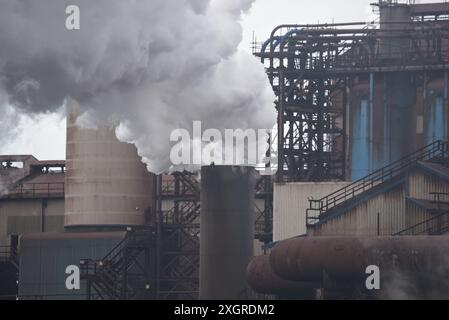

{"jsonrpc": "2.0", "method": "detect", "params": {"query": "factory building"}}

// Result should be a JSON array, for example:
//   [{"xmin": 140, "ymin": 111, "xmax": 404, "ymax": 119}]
[
  {"xmin": 0, "ymin": 155, "xmax": 65, "ymax": 298},
  {"xmin": 0, "ymin": 109, "xmax": 157, "ymax": 299},
  {"xmin": 2, "ymin": 0, "xmax": 449, "ymax": 301},
  {"xmin": 248, "ymin": 0, "xmax": 449, "ymax": 300},
  {"xmin": 308, "ymin": 144, "xmax": 449, "ymax": 236},
  {"xmin": 0, "ymin": 155, "xmax": 65, "ymax": 248}
]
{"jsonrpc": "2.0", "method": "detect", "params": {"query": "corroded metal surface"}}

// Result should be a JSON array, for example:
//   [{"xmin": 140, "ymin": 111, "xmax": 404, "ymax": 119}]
[
  {"xmin": 246, "ymin": 254, "xmax": 317, "ymax": 296},
  {"xmin": 270, "ymin": 236, "xmax": 449, "ymax": 283}
]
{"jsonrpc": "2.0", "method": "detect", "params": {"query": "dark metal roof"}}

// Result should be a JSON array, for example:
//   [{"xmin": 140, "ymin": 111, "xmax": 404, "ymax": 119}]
[
  {"xmin": 20, "ymin": 172, "xmax": 65, "ymax": 184},
  {"xmin": 407, "ymin": 197, "xmax": 449, "ymax": 212},
  {"xmin": 416, "ymin": 161, "xmax": 449, "ymax": 182},
  {"xmin": 0, "ymin": 155, "xmax": 38, "ymax": 163},
  {"xmin": 21, "ymin": 231, "xmax": 127, "ymax": 243},
  {"xmin": 411, "ymin": 3, "xmax": 449, "ymax": 16},
  {"xmin": 31, "ymin": 160, "xmax": 66, "ymax": 167}
]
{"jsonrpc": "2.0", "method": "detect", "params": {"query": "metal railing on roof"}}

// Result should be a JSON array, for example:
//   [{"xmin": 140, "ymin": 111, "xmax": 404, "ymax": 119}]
[
  {"xmin": 4, "ymin": 182, "xmax": 64, "ymax": 199},
  {"xmin": 307, "ymin": 140, "xmax": 449, "ymax": 225}
]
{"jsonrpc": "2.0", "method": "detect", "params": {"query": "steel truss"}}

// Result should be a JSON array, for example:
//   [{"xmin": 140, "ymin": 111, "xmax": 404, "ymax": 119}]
[
  {"xmin": 255, "ymin": 19, "xmax": 449, "ymax": 182},
  {"xmin": 155, "ymin": 172, "xmax": 200, "ymax": 300},
  {"xmin": 155, "ymin": 171, "xmax": 274, "ymax": 300}
]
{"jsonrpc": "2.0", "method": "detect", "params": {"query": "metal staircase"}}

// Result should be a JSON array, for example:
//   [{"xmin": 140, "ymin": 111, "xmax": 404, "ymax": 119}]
[
  {"xmin": 393, "ymin": 212, "xmax": 449, "ymax": 236},
  {"xmin": 307, "ymin": 140, "xmax": 449, "ymax": 225},
  {"xmin": 80, "ymin": 226, "xmax": 155, "ymax": 300},
  {"xmin": 156, "ymin": 172, "xmax": 201, "ymax": 300},
  {"xmin": 0, "ymin": 245, "xmax": 19, "ymax": 300},
  {"xmin": 394, "ymin": 192, "xmax": 449, "ymax": 236},
  {"xmin": 0, "ymin": 245, "xmax": 19, "ymax": 271}
]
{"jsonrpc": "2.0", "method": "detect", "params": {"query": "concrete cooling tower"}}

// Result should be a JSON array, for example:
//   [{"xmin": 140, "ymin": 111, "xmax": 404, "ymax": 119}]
[{"xmin": 65, "ymin": 108, "xmax": 155, "ymax": 229}]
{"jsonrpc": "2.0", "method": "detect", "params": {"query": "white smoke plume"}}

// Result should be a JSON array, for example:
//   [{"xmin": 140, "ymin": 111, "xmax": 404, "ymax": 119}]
[{"xmin": 0, "ymin": 0, "xmax": 275, "ymax": 173}]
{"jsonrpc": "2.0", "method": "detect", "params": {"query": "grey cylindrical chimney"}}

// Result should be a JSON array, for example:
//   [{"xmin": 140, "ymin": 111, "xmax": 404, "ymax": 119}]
[{"xmin": 200, "ymin": 165, "xmax": 255, "ymax": 300}]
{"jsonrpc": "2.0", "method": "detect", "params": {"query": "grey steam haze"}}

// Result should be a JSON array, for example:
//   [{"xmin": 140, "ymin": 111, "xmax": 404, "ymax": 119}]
[{"xmin": 0, "ymin": 0, "xmax": 275, "ymax": 173}]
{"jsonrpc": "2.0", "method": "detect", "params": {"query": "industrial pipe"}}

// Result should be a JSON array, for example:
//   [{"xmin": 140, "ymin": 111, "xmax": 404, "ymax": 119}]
[
  {"xmin": 270, "ymin": 236, "xmax": 449, "ymax": 283},
  {"xmin": 246, "ymin": 255, "xmax": 317, "ymax": 297}
]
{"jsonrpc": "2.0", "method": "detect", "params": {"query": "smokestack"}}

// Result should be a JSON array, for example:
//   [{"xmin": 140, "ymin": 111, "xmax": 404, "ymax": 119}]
[{"xmin": 200, "ymin": 165, "xmax": 255, "ymax": 300}]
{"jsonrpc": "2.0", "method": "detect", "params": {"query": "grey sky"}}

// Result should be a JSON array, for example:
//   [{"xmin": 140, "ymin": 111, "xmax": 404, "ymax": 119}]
[
  {"xmin": 240, "ymin": 0, "xmax": 376, "ymax": 51},
  {"xmin": 0, "ymin": 0, "xmax": 439, "ymax": 161}
]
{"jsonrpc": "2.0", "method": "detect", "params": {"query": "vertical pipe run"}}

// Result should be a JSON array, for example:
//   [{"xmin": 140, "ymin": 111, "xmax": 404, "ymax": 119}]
[
  {"xmin": 200, "ymin": 166, "xmax": 255, "ymax": 300},
  {"xmin": 278, "ymin": 71, "xmax": 285, "ymax": 182},
  {"xmin": 383, "ymin": 75, "xmax": 389, "ymax": 167},
  {"xmin": 317, "ymin": 77, "xmax": 325, "ymax": 181},
  {"xmin": 155, "ymin": 175, "xmax": 162, "ymax": 299},
  {"xmin": 445, "ymin": 70, "xmax": 449, "ymax": 140},
  {"xmin": 343, "ymin": 78, "xmax": 349, "ymax": 181},
  {"xmin": 369, "ymin": 73, "xmax": 375, "ymax": 173}
]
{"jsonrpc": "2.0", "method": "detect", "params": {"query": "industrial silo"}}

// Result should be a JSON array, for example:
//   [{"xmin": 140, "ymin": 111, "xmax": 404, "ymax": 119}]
[
  {"xmin": 200, "ymin": 166, "xmax": 255, "ymax": 300},
  {"xmin": 65, "ymin": 105, "xmax": 155, "ymax": 229}
]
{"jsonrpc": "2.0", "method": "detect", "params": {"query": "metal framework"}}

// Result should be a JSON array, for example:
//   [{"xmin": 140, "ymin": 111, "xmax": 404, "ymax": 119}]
[
  {"xmin": 155, "ymin": 172, "xmax": 200, "ymax": 300},
  {"xmin": 255, "ymin": 175, "xmax": 273, "ymax": 244},
  {"xmin": 255, "ymin": 16, "xmax": 449, "ymax": 183},
  {"xmin": 306, "ymin": 140, "xmax": 449, "ymax": 225},
  {"xmin": 80, "ymin": 227, "xmax": 155, "ymax": 300},
  {"xmin": 154, "ymin": 172, "xmax": 274, "ymax": 300}
]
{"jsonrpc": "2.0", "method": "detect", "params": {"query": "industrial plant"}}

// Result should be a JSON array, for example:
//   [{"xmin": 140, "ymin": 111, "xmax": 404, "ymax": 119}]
[{"xmin": 2, "ymin": 0, "xmax": 449, "ymax": 301}]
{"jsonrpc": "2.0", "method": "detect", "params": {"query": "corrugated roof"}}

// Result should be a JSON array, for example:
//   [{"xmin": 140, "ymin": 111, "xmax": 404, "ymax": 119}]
[
  {"xmin": 417, "ymin": 162, "xmax": 449, "ymax": 182},
  {"xmin": 0, "ymin": 155, "xmax": 38, "ymax": 162},
  {"xmin": 19, "ymin": 172, "xmax": 65, "ymax": 184},
  {"xmin": 407, "ymin": 197, "xmax": 449, "ymax": 212},
  {"xmin": 32, "ymin": 160, "xmax": 66, "ymax": 167},
  {"xmin": 411, "ymin": 3, "xmax": 449, "ymax": 16}
]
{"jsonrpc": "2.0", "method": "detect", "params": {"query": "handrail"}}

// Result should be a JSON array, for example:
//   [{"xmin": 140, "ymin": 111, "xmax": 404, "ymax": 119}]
[
  {"xmin": 99, "ymin": 226, "xmax": 153, "ymax": 268},
  {"xmin": 79, "ymin": 226, "xmax": 154, "ymax": 299},
  {"xmin": 308, "ymin": 140, "xmax": 449, "ymax": 223},
  {"xmin": 0, "ymin": 246, "xmax": 19, "ymax": 269},
  {"xmin": 393, "ymin": 212, "xmax": 449, "ymax": 236},
  {"xmin": 5, "ymin": 182, "xmax": 65, "ymax": 198}
]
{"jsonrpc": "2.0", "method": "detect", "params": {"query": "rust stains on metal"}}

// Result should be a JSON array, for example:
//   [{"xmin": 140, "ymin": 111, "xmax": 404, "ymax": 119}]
[
  {"xmin": 270, "ymin": 236, "xmax": 449, "ymax": 283},
  {"xmin": 246, "ymin": 254, "xmax": 317, "ymax": 296}
]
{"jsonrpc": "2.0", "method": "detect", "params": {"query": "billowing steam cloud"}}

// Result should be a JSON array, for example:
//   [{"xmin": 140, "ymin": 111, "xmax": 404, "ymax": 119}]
[{"xmin": 0, "ymin": 0, "xmax": 275, "ymax": 173}]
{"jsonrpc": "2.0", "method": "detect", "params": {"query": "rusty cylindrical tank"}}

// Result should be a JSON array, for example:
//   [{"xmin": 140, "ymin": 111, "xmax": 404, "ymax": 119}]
[{"xmin": 200, "ymin": 165, "xmax": 255, "ymax": 300}]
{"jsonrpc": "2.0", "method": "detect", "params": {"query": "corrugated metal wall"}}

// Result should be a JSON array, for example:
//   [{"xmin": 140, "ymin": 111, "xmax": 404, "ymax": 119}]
[
  {"xmin": 311, "ymin": 184, "xmax": 407, "ymax": 236},
  {"xmin": 403, "ymin": 201, "xmax": 434, "ymax": 235},
  {"xmin": 18, "ymin": 232, "xmax": 125, "ymax": 300},
  {"xmin": 273, "ymin": 182, "xmax": 349, "ymax": 241},
  {"xmin": 0, "ymin": 198, "xmax": 65, "ymax": 248},
  {"xmin": 309, "ymin": 167, "xmax": 449, "ymax": 237},
  {"xmin": 408, "ymin": 170, "xmax": 449, "ymax": 201}
]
